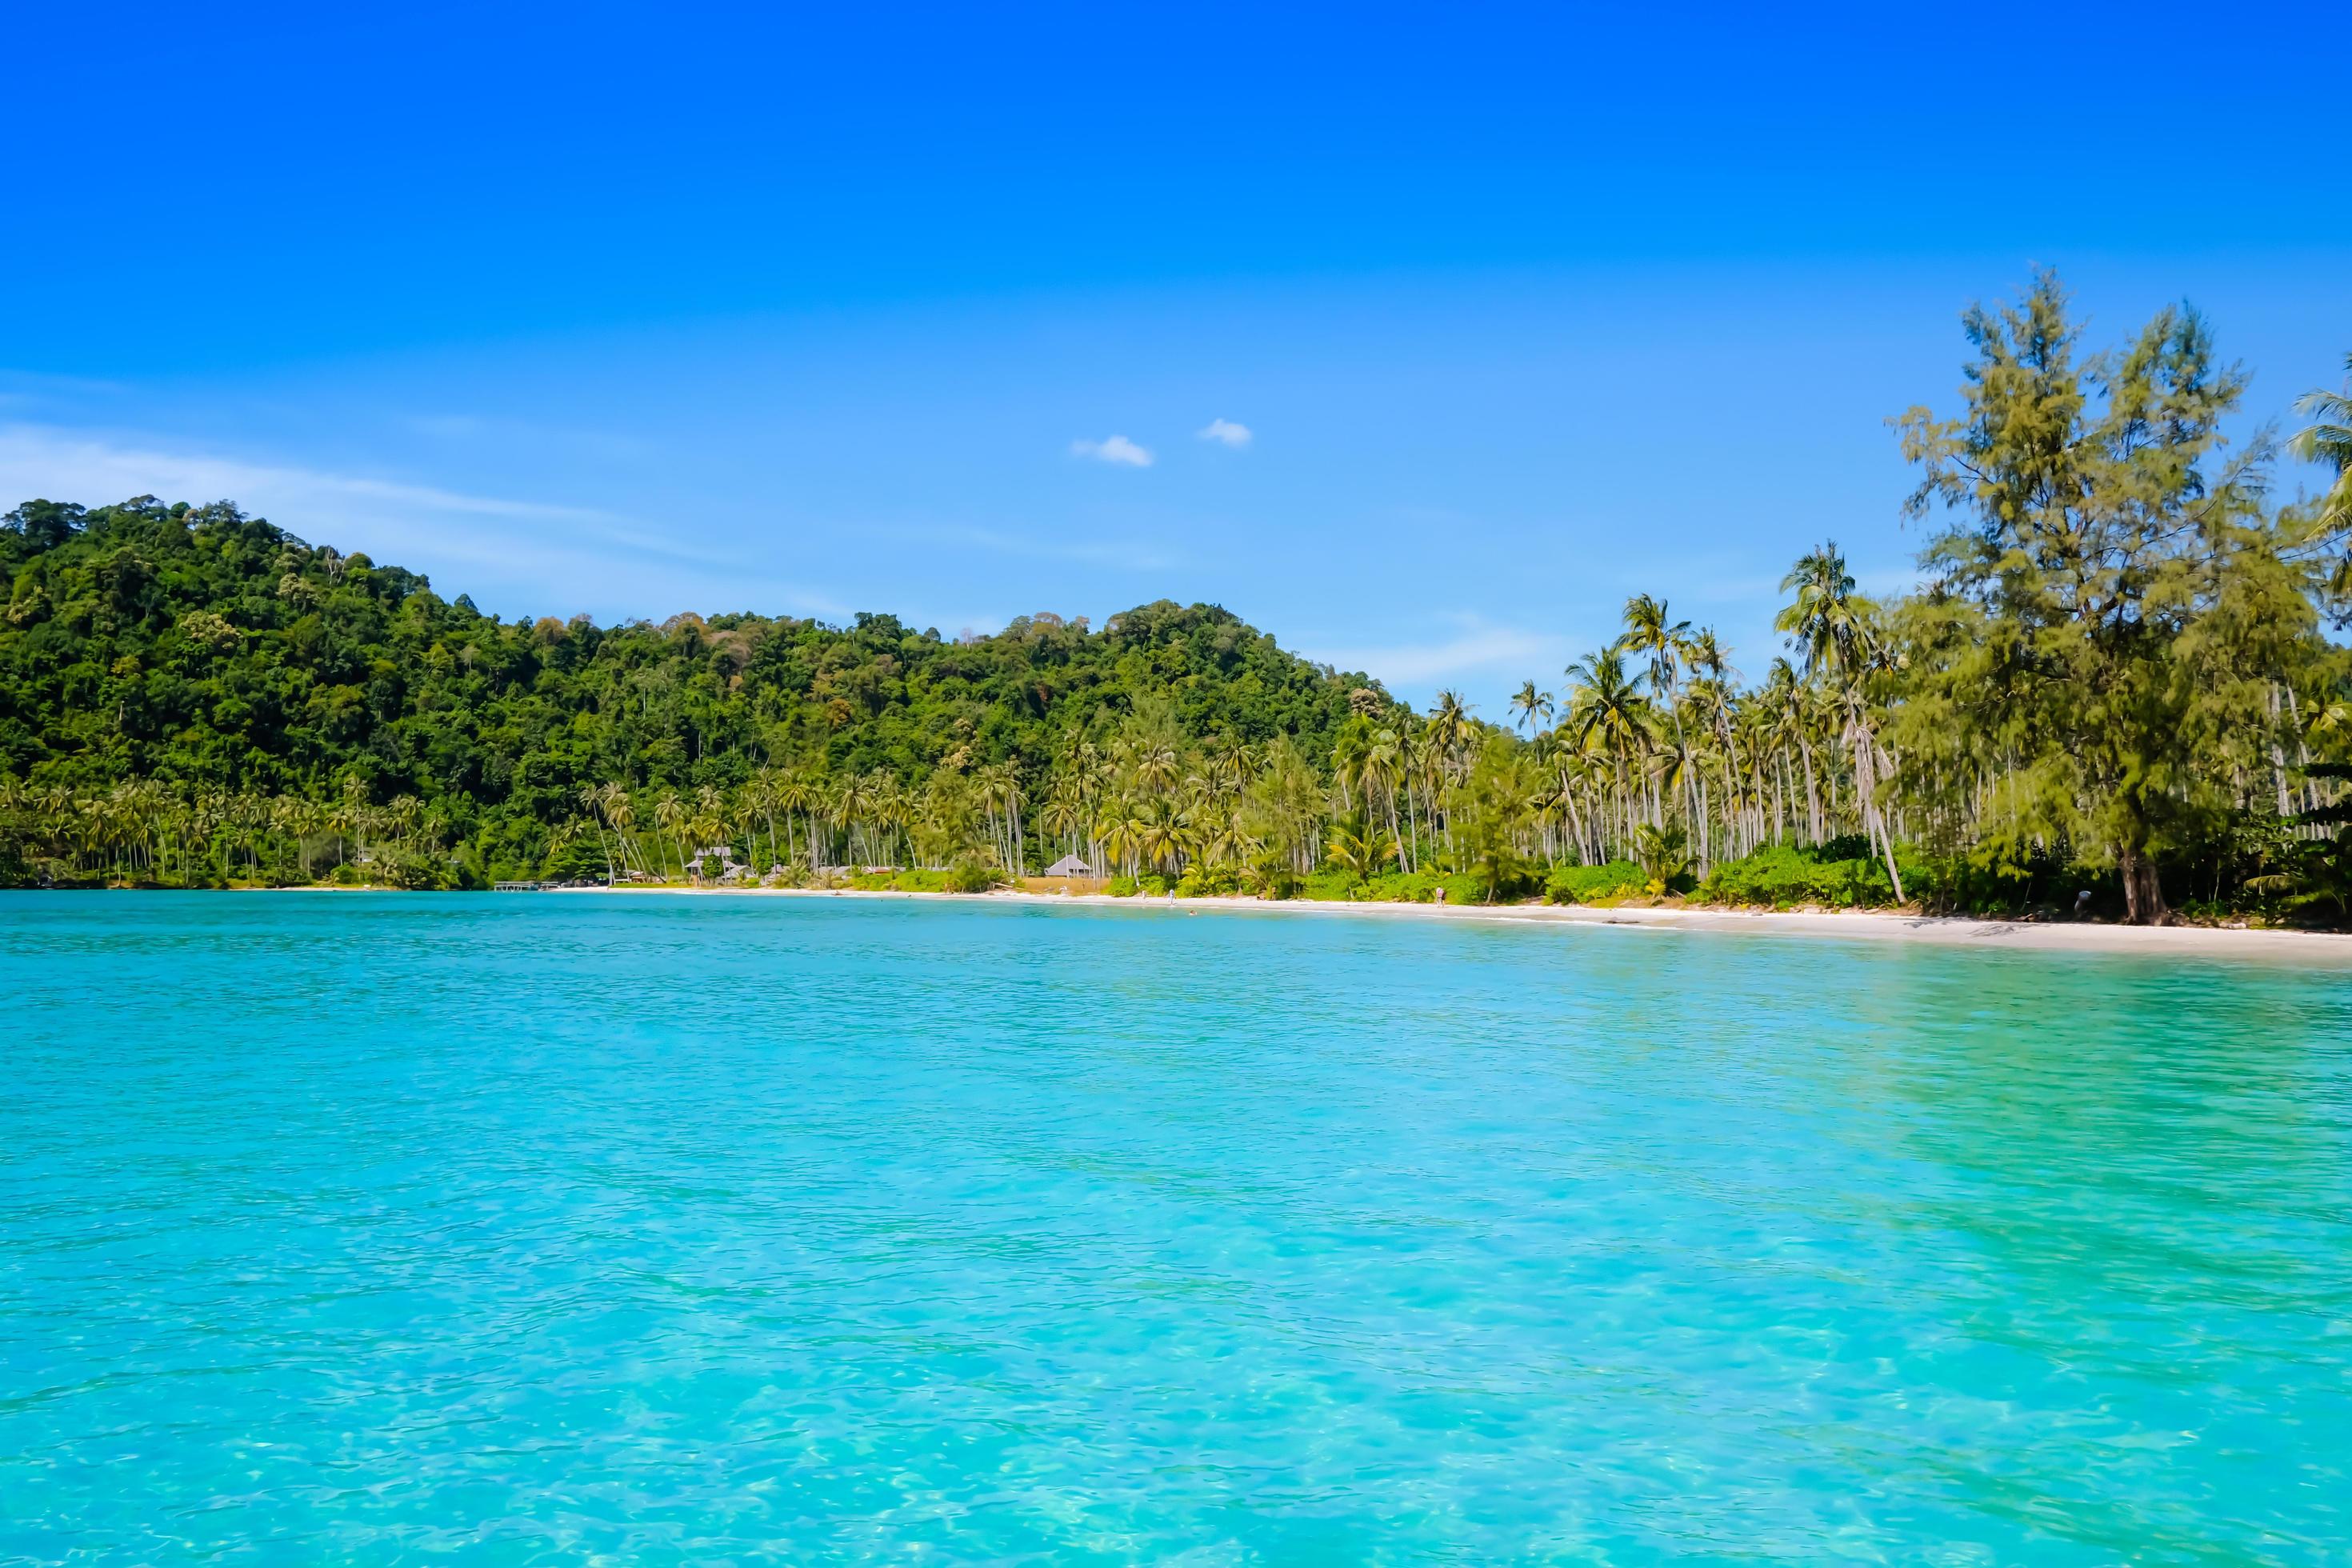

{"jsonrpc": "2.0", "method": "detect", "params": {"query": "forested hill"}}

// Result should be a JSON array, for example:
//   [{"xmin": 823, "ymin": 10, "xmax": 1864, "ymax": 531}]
[
  {"xmin": 10, "ymin": 280, "xmax": 2348, "ymax": 917},
  {"xmin": 1, "ymin": 497, "xmax": 1381, "ymax": 864}
]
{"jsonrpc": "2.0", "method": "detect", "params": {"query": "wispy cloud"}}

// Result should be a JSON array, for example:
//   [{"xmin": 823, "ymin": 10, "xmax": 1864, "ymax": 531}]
[
  {"xmin": 0, "ymin": 421, "xmax": 614, "ymax": 528},
  {"xmin": 905, "ymin": 522, "xmax": 1177, "ymax": 573},
  {"xmin": 1307, "ymin": 614, "xmax": 1569, "ymax": 689},
  {"xmin": 406, "ymin": 413, "xmax": 490, "ymax": 440},
  {"xmin": 1070, "ymin": 434, "xmax": 1154, "ymax": 467},
  {"xmin": 1685, "ymin": 572, "xmax": 1784, "ymax": 605},
  {"xmin": 0, "ymin": 421, "xmax": 838, "ymax": 618},
  {"xmin": 0, "ymin": 367, "xmax": 134, "ymax": 401},
  {"xmin": 402, "ymin": 410, "xmax": 659, "ymax": 459},
  {"xmin": 1197, "ymin": 418, "xmax": 1252, "ymax": 449}
]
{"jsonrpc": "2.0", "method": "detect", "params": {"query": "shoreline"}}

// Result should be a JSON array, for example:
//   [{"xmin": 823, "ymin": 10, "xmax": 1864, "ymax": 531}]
[{"xmin": 550, "ymin": 882, "xmax": 2352, "ymax": 965}]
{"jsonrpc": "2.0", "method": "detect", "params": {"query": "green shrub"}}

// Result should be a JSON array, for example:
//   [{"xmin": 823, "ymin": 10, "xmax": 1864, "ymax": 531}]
[
  {"xmin": 944, "ymin": 858, "xmax": 1000, "ymax": 894},
  {"xmin": 1545, "ymin": 860, "xmax": 1646, "ymax": 904},
  {"xmin": 1246, "ymin": 864, "xmax": 1301, "ymax": 900},
  {"xmin": 1106, "ymin": 874, "xmax": 1140, "ymax": 898},
  {"xmin": 1301, "ymin": 869, "xmax": 1359, "ymax": 901},
  {"xmin": 1921, "ymin": 840, "xmax": 2109, "ymax": 916},
  {"xmin": 1174, "ymin": 862, "xmax": 1239, "ymax": 898},
  {"xmin": 1696, "ymin": 844, "xmax": 1922, "ymax": 909},
  {"xmin": 841, "ymin": 866, "xmax": 1010, "ymax": 893},
  {"xmin": 539, "ymin": 833, "xmax": 610, "ymax": 884},
  {"xmin": 1354, "ymin": 869, "xmax": 1486, "ymax": 904},
  {"xmin": 382, "ymin": 852, "xmax": 450, "ymax": 891}
]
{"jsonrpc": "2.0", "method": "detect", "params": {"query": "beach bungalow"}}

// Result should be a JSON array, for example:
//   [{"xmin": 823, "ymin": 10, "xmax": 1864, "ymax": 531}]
[
  {"xmin": 1043, "ymin": 854, "xmax": 1094, "ymax": 877},
  {"xmin": 689, "ymin": 844, "xmax": 741, "ymax": 878}
]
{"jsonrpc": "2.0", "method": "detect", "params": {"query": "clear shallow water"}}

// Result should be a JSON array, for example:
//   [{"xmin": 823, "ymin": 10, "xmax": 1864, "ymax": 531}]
[{"xmin": 3, "ymin": 895, "xmax": 2350, "ymax": 1566}]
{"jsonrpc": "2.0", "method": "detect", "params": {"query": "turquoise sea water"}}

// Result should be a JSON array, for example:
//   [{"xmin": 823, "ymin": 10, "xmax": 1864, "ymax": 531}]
[{"xmin": 4, "ymin": 894, "xmax": 2350, "ymax": 1564}]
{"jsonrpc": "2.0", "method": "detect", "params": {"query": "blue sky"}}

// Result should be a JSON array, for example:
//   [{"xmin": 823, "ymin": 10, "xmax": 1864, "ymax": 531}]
[{"xmin": 6, "ymin": 2, "xmax": 2346, "ymax": 716}]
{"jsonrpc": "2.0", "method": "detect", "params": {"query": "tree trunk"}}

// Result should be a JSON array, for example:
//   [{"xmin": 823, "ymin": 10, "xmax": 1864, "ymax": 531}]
[
  {"xmin": 1562, "ymin": 786, "xmax": 1588, "ymax": 868},
  {"xmin": 1798, "ymin": 738, "xmax": 1821, "ymax": 845},
  {"xmin": 2119, "ymin": 841, "xmax": 2170, "ymax": 926},
  {"xmin": 2283, "ymin": 682, "xmax": 2319, "ymax": 820},
  {"xmin": 1871, "ymin": 805, "xmax": 1906, "ymax": 906},
  {"xmin": 2268, "ymin": 683, "xmax": 2292, "ymax": 818}
]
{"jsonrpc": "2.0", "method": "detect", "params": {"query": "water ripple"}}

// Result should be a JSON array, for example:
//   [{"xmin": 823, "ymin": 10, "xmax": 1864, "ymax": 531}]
[{"xmin": 2, "ymin": 894, "xmax": 2349, "ymax": 1564}]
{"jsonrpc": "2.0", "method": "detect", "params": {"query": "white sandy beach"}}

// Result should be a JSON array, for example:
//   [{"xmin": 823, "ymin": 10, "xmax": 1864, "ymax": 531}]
[{"xmin": 558, "ymin": 882, "xmax": 2352, "ymax": 965}]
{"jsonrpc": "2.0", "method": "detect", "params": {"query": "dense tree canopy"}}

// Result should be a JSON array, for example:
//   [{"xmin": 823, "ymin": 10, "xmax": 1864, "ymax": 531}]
[{"xmin": 0, "ymin": 498, "xmax": 1378, "ymax": 882}]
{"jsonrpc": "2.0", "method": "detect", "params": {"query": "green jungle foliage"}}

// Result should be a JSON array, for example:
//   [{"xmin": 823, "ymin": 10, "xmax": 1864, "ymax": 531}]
[
  {"xmin": 1545, "ymin": 862, "xmax": 1652, "ymax": 904},
  {"xmin": 1698, "ymin": 842, "xmax": 1912, "ymax": 910},
  {"xmin": 0, "ymin": 496, "xmax": 1375, "ymax": 888},
  {"xmin": 6, "ymin": 274, "xmax": 2351, "ymax": 923}
]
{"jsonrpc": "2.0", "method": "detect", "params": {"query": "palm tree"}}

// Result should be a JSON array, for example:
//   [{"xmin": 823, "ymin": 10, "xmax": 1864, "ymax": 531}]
[
  {"xmin": 1509, "ymin": 681, "xmax": 1553, "ymax": 738},
  {"xmin": 1758, "ymin": 658, "xmax": 1814, "ymax": 843},
  {"xmin": 386, "ymin": 795, "xmax": 422, "ymax": 856},
  {"xmin": 1775, "ymin": 542, "xmax": 1876, "ymax": 683},
  {"xmin": 1564, "ymin": 646, "xmax": 1650, "ymax": 857},
  {"xmin": 192, "ymin": 789, "xmax": 228, "ymax": 881},
  {"xmin": 1201, "ymin": 812, "xmax": 1263, "ymax": 871},
  {"xmin": 546, "ymin": 817, "xmax": 592, "ymax": 880},
  {"xmin": 742, "ymin": 769, "xmax": 781, "ymax": 872},
  {"xmin": 1329, "ymin": 723, "xmax": 1370, "ymax": 814},
  {"xmin": 830, "ymin": 774, "xmax": 867, "ymax": 866},
  {"xmin": 1203, "ymin": 734, "xmax": 1257, "ymax": 798},
  {"xmin": 868, "ymin": 772, "xmax": 910, "ymax": 866},
  {"xmin": 1777, "ymin": 542, "xmax": 1902, "ymax": 900},
  {"xmin": 1427, "ymin": 691, "xmax": 1474, "ymax": 771},
  {"xmin": 340, "ymin": 775, "xmax": 370, "ymax": 865},
  {"xmin": 2291, "ymin": 352, "xmax": 2352, "ymax": 532},
  {"xmin": 1040, "ymin": 783, "xmax": 1088, "ymax": 866},
  {"xmin": 1632, "ymin": 822, "xmax": 1690, "ymax": 896},
  {"xmin": 1408, "ymin": 722, "xmax": 1447, "ymax": 864},
  {"xmin": 976, "ymin": 761, "xmax": 1022, "ymax": 872},
  {"xmin": 1325, "ymin": 814, "xmax": 1396, "ymax": 890},
  {"xmin": 774, "ymin": 765, "xmax": 819, "ymax": 869},
  {"xmin": 651, "ymin": 790, "xmax": 687, "ymax": 881},
  {"xmin": 580, "ymin": 782, "xmax": 620, "ymax": 882},
  {"xmin": 1099, "ymin": 806, "xmax": 1143, "ymax": 878},
  {"xmin": 1004, "ymin": 762, "xmax": 1026, "ymax": 872},
  {"xmin": 1362, "ymin": 727, "xmax": 1406, "ymax": 870},
  {"xmin": 1060, "ymin": 739, "xmax": 1112, "ymax": 871},
  {"xmin": 1680, "ymin": 627, "xmax": 1738, "ymax": 870},
  {"xmin": 604, "ymin": 786, "xmax": 644, "ymax": 877},
  {"xmin": 1423, "ymin": 692, "xmax": 1476, "ymax": 859},
  {"xmin": 1131, "ymin": 741, "xmax": 1181, "ymax": 800},
  {"xmin": 1619, "ymin": 595, "xmax": 1691, "ymax": 701},
  {"xmin": 690, "ymin": 785, "xmax": 726, "ymax": 873},
  {"xmin": 1620, "ymin": 594, "xmax": 1697, "ymax": 836},
  {"xmin": 271, "ymin": 794, "xmax": 314, "ymax": 882},
  {"xmin": 1133, "ymin": 797, "xmax": 1197, "ymax": 878}
]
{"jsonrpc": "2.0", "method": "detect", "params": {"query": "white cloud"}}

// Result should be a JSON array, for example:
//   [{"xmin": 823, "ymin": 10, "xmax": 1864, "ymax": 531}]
[
  {"xmin": 1308, "ymin": 614, "xmax": 1569, "ymax": 688},
  {"xmin": 1197, "ymin": 418, "xmax": 1253, "ymax": 449},
  {"xmin": 1070, "ymin": 434, "xmax": 1154, "ymax": 467}
]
